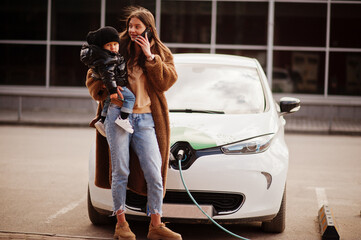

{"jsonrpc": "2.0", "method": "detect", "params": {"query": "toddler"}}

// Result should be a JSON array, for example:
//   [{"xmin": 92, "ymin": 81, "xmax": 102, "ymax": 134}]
[{"xmin": 80, "ymin": 26, "xmax": 135, "ymax": 136}]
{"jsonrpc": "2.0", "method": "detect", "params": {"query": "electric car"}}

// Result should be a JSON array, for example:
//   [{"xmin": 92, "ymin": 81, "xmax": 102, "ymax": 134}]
[{"xmin": 87, "ymin": 53, "xmax": 300, "ymax": 233}]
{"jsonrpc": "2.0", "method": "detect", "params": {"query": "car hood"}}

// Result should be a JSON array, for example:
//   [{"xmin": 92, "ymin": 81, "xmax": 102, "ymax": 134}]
[{"xmin": 169, "ymin": 112, "xmax": 279, "ymax": 150}]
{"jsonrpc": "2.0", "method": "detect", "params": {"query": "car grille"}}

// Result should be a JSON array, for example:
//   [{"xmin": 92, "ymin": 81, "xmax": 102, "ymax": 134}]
[{"xmin": 126, "ymin": 190, "xmax": 244, "ymax": 215}]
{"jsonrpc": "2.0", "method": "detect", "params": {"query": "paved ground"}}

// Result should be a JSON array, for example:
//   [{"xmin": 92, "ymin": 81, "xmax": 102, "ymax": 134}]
[
  {"xmin": 0, "ymin": 231, "xmax": 105, "ymax": 240},
  {"xmin": 2, "ymin": 128, "xmax": 361, "ymax": 240}
]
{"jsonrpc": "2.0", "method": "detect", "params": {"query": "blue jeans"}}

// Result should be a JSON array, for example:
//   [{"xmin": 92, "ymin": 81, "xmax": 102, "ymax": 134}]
[
  {"xmin": 105, "ymin": 104, "xmax": 163, "ymax": 216},
  {"xmin": 101, "ymin": 86, "xmax": 135, "ymax": 117}
]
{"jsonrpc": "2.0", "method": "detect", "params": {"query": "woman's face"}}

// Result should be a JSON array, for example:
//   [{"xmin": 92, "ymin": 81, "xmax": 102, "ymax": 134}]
[{"xmin": 128, "ymin": 17, "xmax": 146, "ymax": 42}]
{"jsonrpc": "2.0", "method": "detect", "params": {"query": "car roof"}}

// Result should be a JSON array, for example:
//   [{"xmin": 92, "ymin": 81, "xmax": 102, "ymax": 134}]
[{"xmin": 173, "ymin": 53, "xmax": 259, "ymax": 68}]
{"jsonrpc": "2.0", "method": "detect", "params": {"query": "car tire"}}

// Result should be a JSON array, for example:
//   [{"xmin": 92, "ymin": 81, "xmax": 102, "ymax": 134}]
[
  {"xmin": 261, "ymin": 188, "xmax": 286, "ymax": 233},
  {"xmin": 87, "ymin": 185, "xmax": 114, "ymax": 225}
]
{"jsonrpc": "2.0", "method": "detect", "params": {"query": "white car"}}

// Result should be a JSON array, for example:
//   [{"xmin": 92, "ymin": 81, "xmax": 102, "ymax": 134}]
[{"xmin": 87, "ymin": 54, "xmax": 300, "ymax": 233}]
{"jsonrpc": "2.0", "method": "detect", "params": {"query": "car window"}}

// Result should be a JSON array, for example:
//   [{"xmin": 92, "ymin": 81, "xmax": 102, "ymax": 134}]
[{"xmin": 166, "ymin": 63, "xmax": 265, "ymax": 114}]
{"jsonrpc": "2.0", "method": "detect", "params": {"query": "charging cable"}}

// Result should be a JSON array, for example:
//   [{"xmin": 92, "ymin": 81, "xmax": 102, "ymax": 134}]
[{"xmin": 176, "ymin": 150, "xmax": 250, "ymax": 240}]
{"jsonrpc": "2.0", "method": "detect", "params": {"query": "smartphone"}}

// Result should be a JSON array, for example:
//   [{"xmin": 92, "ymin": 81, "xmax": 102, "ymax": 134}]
[{"xmin": 140, "ymin": 27, "xmax": 153, "ymax": 41}]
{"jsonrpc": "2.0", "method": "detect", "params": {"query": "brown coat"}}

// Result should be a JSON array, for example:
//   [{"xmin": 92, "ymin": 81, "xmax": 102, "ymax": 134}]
[{"xmin": 85, "ymin": 45, "xmax": 177, "ymax": 196}]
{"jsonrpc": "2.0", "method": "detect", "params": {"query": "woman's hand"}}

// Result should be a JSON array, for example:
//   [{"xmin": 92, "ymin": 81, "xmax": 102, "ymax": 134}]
[
  {"xmin": 110, "ymin": 93, "xmax": 118, "ymax": 100},
  {"xmin": 135, "ymin": 33, "xmax": 152, "ymax": 59},
  {"xmin": 116, "ymin": 86, "xmax": 124, "ymax": 101},
  {"xmin": 110, "ymin": 86, "xmax": 124, "ymax": 100}
]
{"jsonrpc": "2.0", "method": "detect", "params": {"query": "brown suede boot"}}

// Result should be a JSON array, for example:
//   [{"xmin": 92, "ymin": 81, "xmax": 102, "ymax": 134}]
[
  {"xmin": 147, "ymin": 223, "xmax": 182, "ymax": 240},
  {"xmin": 114, "ymin": 221, "xmax": 136, "ymax": 240}
]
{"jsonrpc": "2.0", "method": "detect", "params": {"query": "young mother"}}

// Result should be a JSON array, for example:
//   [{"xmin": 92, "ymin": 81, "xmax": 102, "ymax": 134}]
[{"xmin": 86, "ymin": 6, "xmax": 181, "ymax": 240}]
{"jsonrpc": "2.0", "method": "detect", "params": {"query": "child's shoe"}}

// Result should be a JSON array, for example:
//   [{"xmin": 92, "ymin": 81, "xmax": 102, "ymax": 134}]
[
  {"xmin": 115, "ymin": 117, "xmax": 134, "ymax": 134},
  {"xmin": 94, "ymin": 120, "xmax": 106, "ymax": 137}
]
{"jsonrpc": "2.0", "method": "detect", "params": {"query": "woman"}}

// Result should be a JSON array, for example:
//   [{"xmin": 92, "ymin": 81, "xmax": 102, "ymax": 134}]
[{"xmin": 86, "ymin": 6, "xmax": 181, "ymax": 240}]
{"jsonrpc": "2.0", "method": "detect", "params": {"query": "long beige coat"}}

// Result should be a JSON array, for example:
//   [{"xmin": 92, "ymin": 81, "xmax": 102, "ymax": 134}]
[{"xmin": 86, "ymin": 45, "xmax": 177, "ymax": 196}]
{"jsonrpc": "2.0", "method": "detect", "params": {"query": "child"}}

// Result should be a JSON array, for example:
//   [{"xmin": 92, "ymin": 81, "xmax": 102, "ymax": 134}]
[{"xmin": 80, "ymin": 26, "xmax": 135, "ymax": 136}]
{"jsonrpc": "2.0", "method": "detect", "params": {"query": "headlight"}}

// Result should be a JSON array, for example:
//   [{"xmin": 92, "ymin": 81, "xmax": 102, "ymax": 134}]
[{"xmin": 221, "ymin": 134, "xmax": 274, "ymax": 155}]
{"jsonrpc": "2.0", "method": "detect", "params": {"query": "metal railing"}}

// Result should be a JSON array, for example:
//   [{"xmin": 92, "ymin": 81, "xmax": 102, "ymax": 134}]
[{"xmin": 0, "ymin": 86, "xmax": 95, "ymax": 122}]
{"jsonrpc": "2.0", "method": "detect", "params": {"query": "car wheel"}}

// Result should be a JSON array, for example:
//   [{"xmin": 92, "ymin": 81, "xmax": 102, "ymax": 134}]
[
  {"xmin": 87, "ymin": 185, "xmax": 114, "ymax": 225},
  {"xmin": 261, "ymin": 188, "xmax": 286, "ymax": 233}
]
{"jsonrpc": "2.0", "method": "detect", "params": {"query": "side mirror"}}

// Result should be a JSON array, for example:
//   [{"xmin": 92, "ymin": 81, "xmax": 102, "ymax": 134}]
[{"xmin": 279, "ymin": 97, "xmax": 300, "ymax": 115}]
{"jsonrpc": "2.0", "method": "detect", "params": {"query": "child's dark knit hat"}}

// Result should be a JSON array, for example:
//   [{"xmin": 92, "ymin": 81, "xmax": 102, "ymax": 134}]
[{"xmin": 86, "ymin": 26, "xmax": 120, "ymax": 47}]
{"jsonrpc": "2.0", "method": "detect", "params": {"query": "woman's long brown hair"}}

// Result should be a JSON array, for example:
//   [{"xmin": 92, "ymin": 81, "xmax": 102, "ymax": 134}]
[{"xmin": 119, "ymin": 6, "xmax": 169, "ymax": 72}]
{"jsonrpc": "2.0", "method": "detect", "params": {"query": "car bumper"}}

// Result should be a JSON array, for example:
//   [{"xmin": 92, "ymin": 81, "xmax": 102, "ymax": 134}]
[{"xmin": 165, "ymin": 147, "xmax": 288, "ymax": 220}]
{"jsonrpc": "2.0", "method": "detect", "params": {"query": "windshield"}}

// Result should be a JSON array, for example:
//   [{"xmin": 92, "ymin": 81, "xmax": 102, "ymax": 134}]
[{"xmin": 166, "ymin": 63, "xmax": 265, "ymax": 114}]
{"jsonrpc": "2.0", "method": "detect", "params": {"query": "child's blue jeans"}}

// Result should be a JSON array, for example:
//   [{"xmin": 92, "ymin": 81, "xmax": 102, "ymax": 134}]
[{"xmin": 101, "ymin": 86, "xmax": 135, "ymax": 117}]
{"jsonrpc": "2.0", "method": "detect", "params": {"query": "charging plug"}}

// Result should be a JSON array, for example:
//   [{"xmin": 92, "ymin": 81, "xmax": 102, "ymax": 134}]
[{"xmin": 176, "ymin": 149, "xmax": 185, "ymax": 161}]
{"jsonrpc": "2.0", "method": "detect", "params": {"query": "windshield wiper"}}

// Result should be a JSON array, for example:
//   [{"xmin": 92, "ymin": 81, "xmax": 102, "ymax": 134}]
[{"xmin": 169, "ymin": 109, "xmax": 225, "ymax": 114}]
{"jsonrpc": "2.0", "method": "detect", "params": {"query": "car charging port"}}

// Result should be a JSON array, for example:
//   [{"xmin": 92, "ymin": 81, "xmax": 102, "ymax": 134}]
[{"xmin": 169, "ymin": 142, "xmax": 195, "ymax": 170}]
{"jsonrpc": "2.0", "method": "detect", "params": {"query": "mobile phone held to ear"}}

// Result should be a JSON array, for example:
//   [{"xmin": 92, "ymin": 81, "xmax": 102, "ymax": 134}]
[{"xmin": 141, "ymin": 27, "xmax": 153, "ymax": 41}]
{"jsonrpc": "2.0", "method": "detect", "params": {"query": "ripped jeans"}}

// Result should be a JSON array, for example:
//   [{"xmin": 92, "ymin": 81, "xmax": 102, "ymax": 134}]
[{"xmin": 105, "ymin": 104, "xmax": 163, "ymax": 216}]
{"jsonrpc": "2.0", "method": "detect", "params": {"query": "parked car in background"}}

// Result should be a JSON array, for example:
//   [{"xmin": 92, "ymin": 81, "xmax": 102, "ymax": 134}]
[
  {"xmin": 292, "ymin": 52, "xmax": 319, "ymax": 93},
  {"xmin": 87, "ymin": 54, "xmax": 300, "ymax": 233},
  {"xmin": 272, "ymin": 67, "xmax": 294, "ymax": 93}
]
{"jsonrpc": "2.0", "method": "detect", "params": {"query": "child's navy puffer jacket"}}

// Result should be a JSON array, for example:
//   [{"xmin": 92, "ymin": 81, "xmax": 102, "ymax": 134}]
[{"xmin": 80, "ymin": 44, "xmax": 127, "ymax": 95}]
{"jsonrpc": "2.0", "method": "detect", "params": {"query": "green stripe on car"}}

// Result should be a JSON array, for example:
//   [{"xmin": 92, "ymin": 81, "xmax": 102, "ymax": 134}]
[{"xmin": 170, "ymin": 127, "xmax": 217, "ymax": 150}]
